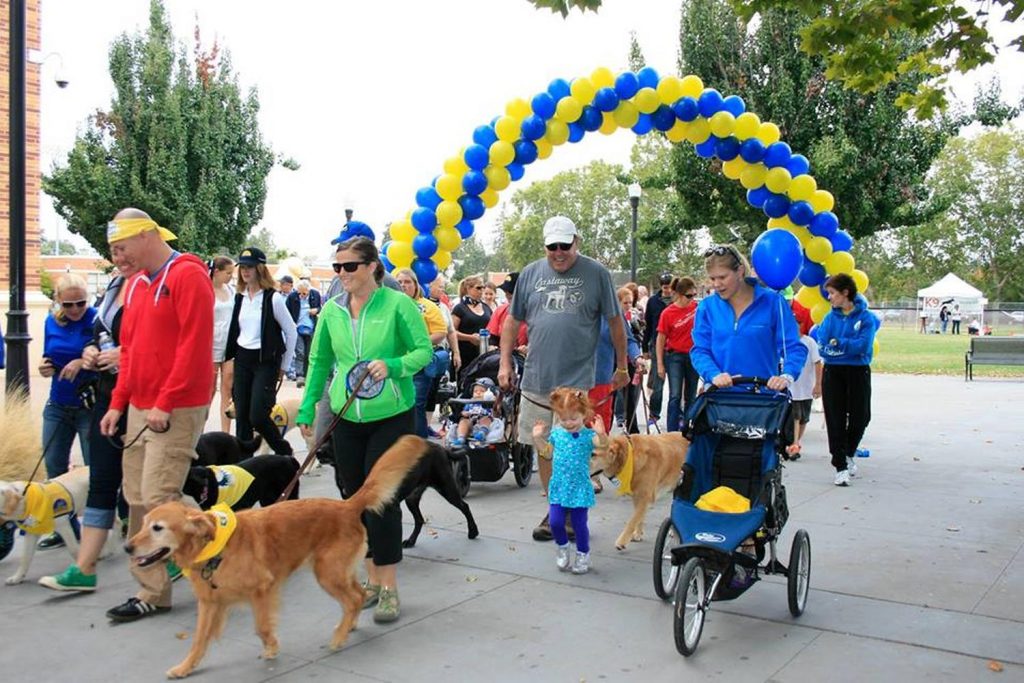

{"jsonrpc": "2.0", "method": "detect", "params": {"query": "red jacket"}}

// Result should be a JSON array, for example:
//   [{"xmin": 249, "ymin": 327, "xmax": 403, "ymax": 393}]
[{"xmin": 111, "ymin": 253, "xmax": 214, "ymax": 413}]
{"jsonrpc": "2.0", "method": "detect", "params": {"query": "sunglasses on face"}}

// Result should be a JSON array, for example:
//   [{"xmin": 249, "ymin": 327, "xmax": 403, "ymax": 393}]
[
  {"xmin": 546, "ymin": 242, "xmax": 573, "ymax": 252},
  {"xmin": 333, "ymin": 261, "xmax": 368, "ymax": 273},
  {"xmin": 682, "ymin": 292, "xmax": 697, "ymax": 299},
  {"xmin": 471, "ymin": 285, "xmax": 484, "ymax": 290},
  {"xmin": 62, "ymin": 300, "xmax": 88, "ymax": 309}
]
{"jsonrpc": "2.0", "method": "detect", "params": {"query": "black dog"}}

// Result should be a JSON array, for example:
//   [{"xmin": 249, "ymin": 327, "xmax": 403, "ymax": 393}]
[
  {"xmin": 397, "ymin": 440, "xmax": 478, "ymax": 548},
  {"xmin": 194, "ymin": 432, "xmax": 263, "ymax": 466},
  {"xmin": 182, "ymin": 455, "xmax": 300, "ymax": 510}
]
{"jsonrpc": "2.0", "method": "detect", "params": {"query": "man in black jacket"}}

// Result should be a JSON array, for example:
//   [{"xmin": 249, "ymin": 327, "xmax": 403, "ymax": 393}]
[
  {"xmin": 285, "ymin": 280, "xmax": 321, "ymax": 387},
  {"xmin": 643, "ymin": 273, "xmax": 674, "ymax": 426}
]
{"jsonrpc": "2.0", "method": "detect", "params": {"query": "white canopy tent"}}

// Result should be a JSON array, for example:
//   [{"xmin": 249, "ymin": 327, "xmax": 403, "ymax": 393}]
[{"xmin": 916, "ymin": 273, "xmax": 987, "ymax": 330}]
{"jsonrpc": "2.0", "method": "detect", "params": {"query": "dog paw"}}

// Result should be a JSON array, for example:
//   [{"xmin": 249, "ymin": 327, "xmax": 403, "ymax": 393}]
[
  {"xmin": 259, "ymin": 647, "xmax": 279, "ymax": 660},
  {"xmin": 468, "ymin": 527, "xmax": 479, "ymax": 540},
  {"xmin": 166, "ymin": 665, "xmax": 192, "ymax": 679},
  {"xmin": 401, "ymin": 539, "xmax": 415, "ymax": 549},
  {"xmin": 5, "ymin": 575, "xmax": 25, "ymax": 585},
  {"xmin": 614, "ymin": 543, "xmax": 627, "ymax": 551},
  {"xmin": 631, "ymin": 534, "xmax": 644, "ymax": 543}
]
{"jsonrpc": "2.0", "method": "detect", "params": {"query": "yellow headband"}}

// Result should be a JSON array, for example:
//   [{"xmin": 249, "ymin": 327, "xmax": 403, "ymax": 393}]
[{"xmin": 106, "ymin": 217, "xmax": 177, "ymax": 244}]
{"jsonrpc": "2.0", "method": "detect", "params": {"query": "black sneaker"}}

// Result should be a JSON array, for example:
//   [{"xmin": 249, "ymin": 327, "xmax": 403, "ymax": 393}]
[
  {"xmin": 0, "ymin": 522, "xmax": 15, "ymax": 561},
  {"xmin": 37, "ymin": 532, "xmax": 65, "ymax": 550},
  {"xmin": 106, "ymin": 597, "xmax": 170, "ymax": 623}
]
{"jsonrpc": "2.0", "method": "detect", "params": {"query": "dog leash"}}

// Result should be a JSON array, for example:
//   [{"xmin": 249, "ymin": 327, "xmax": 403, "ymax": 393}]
[
  {"xmin": 21, "ymin": 423, "xmax": 66, "ymax": 496},
  {"xmin": 106, "ymin": 420, "xmax": 171, "ymax": 451}
]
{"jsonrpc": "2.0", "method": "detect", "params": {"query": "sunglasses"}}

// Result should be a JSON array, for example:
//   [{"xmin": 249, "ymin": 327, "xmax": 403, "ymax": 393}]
[
  {"xmin": 682, "ymin": 292, "xmax": 698, "ymax": 299},
  {"xmin": 61, "ymin": 300, "xmax": 88, "ymax": 309},
  {"xmin": 546, "ymin": 242, "xmax": 574, "ymax": 252},
  {"xmin": 471, "ymin": 284, "xmax": 484, "ymax": 290},
  {"xmin": 703, "ymin": 244, "xmax": 742, "ymax": 260},
  {"xmin": 333, "ymin": 261, "xmax": 369, "ymax": 273}
]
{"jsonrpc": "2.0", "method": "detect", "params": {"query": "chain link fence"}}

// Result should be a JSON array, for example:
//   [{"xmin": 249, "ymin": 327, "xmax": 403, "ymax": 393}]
[{"xmin": 873, "ymin": 301, "xmax": 1024, "ymax": 334}]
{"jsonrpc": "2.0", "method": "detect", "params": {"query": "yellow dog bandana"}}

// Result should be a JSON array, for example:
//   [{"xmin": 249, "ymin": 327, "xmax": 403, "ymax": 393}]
[
  {"xmin": 616, "ymin": 438, "xmax": 635, "ymax": 496},
  {"xmin": 209, "ymin": 465, "xmax": 255, "ymax": 509},
  {"xmin": 270, "ymin": 404, "xmax": 290, "ymax": 433},
  {"xmin": 106, "ymin": 217, "xmax": 177, "ymax": 243},
  {"xmin": 695, "ymin": 486, "xmax": 751, "ymax": 513},
  {"xmin": 182, "ymin": 504, "xmax": 237, "ymax": 578},
  {"xmin": 18, "ymin": 481, "xmax": 74, "ymax": 535}
]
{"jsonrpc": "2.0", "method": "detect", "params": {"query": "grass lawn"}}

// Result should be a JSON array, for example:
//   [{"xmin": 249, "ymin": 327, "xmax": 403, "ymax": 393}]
[{"xmin": 872, "ymin": 327, "xmax": 1024, "ymax": 376}]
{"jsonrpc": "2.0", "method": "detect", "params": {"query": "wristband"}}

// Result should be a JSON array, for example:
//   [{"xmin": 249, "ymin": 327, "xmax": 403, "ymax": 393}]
[{"xmin": 615, "ymin": 368, "xmax": 629, "ymax": 375}]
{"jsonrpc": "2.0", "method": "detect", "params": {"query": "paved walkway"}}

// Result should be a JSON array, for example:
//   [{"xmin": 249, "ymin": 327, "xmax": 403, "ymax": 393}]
[{"xmin": 1, "ymin": 373, "xmax": 1022, "ymax": 681}]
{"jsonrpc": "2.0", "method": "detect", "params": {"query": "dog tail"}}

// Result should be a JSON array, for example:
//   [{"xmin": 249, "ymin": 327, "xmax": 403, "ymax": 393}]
[
  {"xmin": 241, "ymin": 436, "xmax": 263, "ymax": 455},
  {"xmin": 348, "ymin": 435, "xmax": 428, "ymax": 515}
]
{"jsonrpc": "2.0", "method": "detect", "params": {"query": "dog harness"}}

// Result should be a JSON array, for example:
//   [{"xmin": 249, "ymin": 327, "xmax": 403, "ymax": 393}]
[
  {"xmin": 615, "ymin": 438, "xmax": 635, "ymax": 497},
  {"xmin": 16, "ymin": 481, "xmax": 75, "ymax": 535},
  {"xmin": 208, "ymin": 465, "xmax": 256, "ymax": 508},
  {"xmin": 181, "ymin": 504, "xmax": 237, "ymax": 579}
]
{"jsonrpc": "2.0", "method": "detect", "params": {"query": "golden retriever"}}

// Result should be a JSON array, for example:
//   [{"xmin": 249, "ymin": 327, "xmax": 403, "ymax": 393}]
[
  {"xmin": 126, "ymin": 435, "xmax": 428, "ymax": 679},
  {"xmin": 591, "ymin": 432, "xmax": 689, "ymax": 550}
]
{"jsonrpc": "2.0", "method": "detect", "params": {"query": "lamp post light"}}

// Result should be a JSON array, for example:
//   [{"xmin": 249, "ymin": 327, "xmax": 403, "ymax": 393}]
[{"xmin": 627, "ymin": 182, "xmax": 642, "ymax": 283}]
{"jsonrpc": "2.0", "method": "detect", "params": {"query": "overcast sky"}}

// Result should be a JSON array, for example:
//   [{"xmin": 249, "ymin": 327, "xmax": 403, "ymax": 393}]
[{"xmin": 37, "ymin": 1, "xmax": 1023, "ymax": 260}]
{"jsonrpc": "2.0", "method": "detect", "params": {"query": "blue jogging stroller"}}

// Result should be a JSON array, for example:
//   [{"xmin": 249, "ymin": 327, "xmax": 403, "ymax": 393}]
[{"xmin": 650, "ymin": 377, "xmax": 811, "ymax": 656}]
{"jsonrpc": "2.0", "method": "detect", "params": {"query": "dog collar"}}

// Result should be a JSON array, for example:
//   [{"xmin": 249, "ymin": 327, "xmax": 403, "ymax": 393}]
[
  {"xmin": 616, "ymin": 439, "xmax": 635, "ymax": 497},
  {"xmin": 182, "ymin": 504, "xmax": 236, "ymax": 579}
]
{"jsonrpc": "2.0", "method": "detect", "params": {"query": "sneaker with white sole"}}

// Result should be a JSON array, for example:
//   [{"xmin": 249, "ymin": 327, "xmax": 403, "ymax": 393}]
[
  {"xmin": 39, "ymin": 564, "xmax": 97, "ymax": 592},
  {"xmin": 834, "ymin": 469, "xmax": 851, "ymax": 487},
  {"xmin": 847, "ymin": 457, "xmax": 858, "ymax": 477},
  {"xmin": 555, "ymin": 544, "xmax": 571, "ymax": 571},
  {"xmin": 106, "ymin": 597, "xmax": 170, "ymax": 622},
  {"xmin": 570, "ymin": 551, "xmax": 591, "ymax": 574}
]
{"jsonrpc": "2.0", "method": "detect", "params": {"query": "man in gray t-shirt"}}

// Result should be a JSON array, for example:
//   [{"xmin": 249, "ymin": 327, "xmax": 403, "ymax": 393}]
[{"xmin": 498, "ymin": 215, "xmax": 628, "ymax": 541}]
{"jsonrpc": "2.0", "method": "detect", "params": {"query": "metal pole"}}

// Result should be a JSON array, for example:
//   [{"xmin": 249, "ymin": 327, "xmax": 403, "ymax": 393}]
[
  {"xmin": 629, "ymin": 196, "xmax": 639, "ymax": 282},
  {"xmin": 6, "ymin": 0, "xmax": 31, "ymax": 396}
]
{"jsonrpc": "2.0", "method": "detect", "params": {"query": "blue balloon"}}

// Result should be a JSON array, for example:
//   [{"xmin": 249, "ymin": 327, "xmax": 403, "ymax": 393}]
[
  {"xmin": 751, "ymin": 228, "xmax": 803, "ymax": 290},
  {"xmin": 637, "ymin": 66, "xmax": 661, "ymax": 90},
  {"xmin": 379, "ymin": 254, "xmax": 394, "ymax": 273},
  {"xmin": 786, "ymin": 154, "xmax": 810, "ymax": 177},
  {"xmin": 455, "ymin": 219, "xmax": 475, "ymax": 240},
  {"xmin": 809, "ymin": 211, "xmax": 839, "ymax": 239},
  {"xmin": 614, "ymin": 71, "xmax": 640, "ymax": 99},
  {"xmin": 472, "ymin": 125, "xmax": 498, "ymax": 148},
  {"xmin": 830, "ymin": 229, "xmax": 854, "ymax": 253},
  {"xmin": 819, "ymin": 283, "xmax": 830, "ymax": 299},
  {"xmin": 412, "ymin": 257, "xmax": 439, "ymax": 286},
  {"xmin": 651, "ymin": 105, "xmax": 676, "ymax": 132},
  {"xmin": 788, "ymin": 200, "xmax": 815, "ymax": 226},
  {"xmin": 514, "ymin": 140, "xmax": 538, "ymax": 165},
  {"xmin": 520, "ymin": 115, "xmax": 547, "ymax": 141},
  {"xmin": 531, "ymin": 92, "xmax": 556, "ymax": 119},
  {"xmin": 631, "ymin": 113, "xmax": 653, "ymax": 135},
  {"xmin": 673, "ymin": 96, "xmax": 700, "ymax": 122},
  {"xmin": 548, "ymin": 78, "xmax": 571, "ymax": 101},
  {"xmin": 593, "ymin": 87, "xmax": 620, "ymax": 112},
  {"xmin": 415, "ymin": 186, "xmax": 442, "ymax": 210},
  {"xmin": 507, "ymin": 162, "xmax": 525, "ymax": 182},
  {"xmin": 695, "ymin": 137, "xmax": 718, "ymax": 158},
  {"xmin": 747, "ymin": 186, "xmax": 771, "ymax": 208},
  {"xmin": 715, "ymin": 136, "xmax": 741, "ymax": 161},
  {"xmin": 568, "ymin": 122, "xmax": 586, "ymax": 142},
  {"xmin": 763, "ymin": 142, "xmax": 793, "ymax": 168},
  {"xmin": 464, "ymin": 144, "xmax": 489, "ymax": 171},
  {"xmin": 461, "ymin": 171, "xmax": 487, "ymax": 197},
  {"xmin": 799, "ymin": 258, "xmax": 827, "ymax": 287},
  {"xmin": 580, "ymin": 106, "xmax": 603, "ymax": 132},
  {"xmin": 411, "ymin": 207, "xmax": 437, "ymax": 233},
  {"xmin": 412, "ymin": 233, "xmax": 438, "ymax": 259},
  {"xmin": 763, "ymin": 193, "xmax": 790, "ymax": 219},
  {"xmin": 739, "ymin": 138, "xmax": 766, "ymax": 163},
  {"xmin": 459, "ymin": 195, "xmax": 485, "ymax": 221},
  {"xmin": 722, "ymin": 95, "xmax": 746, "ymax": 116},
  {"xmin": 697, "ymin": 89, "xmax": 724, "ymax": 118}
]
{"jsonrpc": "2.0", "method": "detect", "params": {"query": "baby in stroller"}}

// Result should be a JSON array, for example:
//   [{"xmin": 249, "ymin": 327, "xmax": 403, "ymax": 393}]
[{"xmin": 451, "ymin": 378, "xmax": 500, "ymax": 447}]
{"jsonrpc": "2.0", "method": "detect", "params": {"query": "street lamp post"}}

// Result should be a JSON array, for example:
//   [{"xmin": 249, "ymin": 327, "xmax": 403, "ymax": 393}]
[
  {"xmin": 6, "ymin": 0, "xmax": 30, "ymax": 396},
  {"xmin": 628, "ymin": 182, "xmax": 642, "ymax": 283}
]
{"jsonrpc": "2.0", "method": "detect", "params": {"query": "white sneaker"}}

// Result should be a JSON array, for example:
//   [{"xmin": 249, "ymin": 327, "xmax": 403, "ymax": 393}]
[
  {"xmin": 847, "ymin": 457, "xmax": 858, "ymax": 477},
  {"xmin": 834, "ymin": 469, "xmax": 851, "ymax": 487},
  {"xmin": 556, "ymin": 544, "xmax": 571, "ymax": 571},
  {"xmin": 571, "ymin": 551, "xmax": 590, "ymax": 574}
]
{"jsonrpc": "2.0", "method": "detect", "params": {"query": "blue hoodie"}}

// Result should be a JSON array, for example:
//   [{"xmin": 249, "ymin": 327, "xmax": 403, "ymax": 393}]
[
  {"xmin": 691, "ymin": 280, "xmax": 807, "ymax": 382},
  {"xmin": 594, "ymin": 314, "xmax": 641, "ymax": 385},
  {"xmin": 814, "ymin": 294, "xmax": 878, "ymax": 366}
]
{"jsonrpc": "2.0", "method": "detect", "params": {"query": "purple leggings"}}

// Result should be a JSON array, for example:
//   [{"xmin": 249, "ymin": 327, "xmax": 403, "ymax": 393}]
[{"xmin": 549, "ymin": 504, "xmax": 590, "ymax": 553}]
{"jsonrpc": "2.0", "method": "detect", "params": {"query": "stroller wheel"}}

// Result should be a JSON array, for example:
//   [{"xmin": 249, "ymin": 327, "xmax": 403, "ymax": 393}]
[
  {"xmin": 652, "ymin": 517, "xmax": 681, "ymax": 600},
  {"xmin": 787, "ymin": 529, "xmax": 811, "ymax": 617},
  {"xmin": 673, "ymin": 557, "xmax": 707, "ymax": 656},
  {"xmin": 512, "ymin": 443, "xmax": 533, "ymax": 488},
  {"xmin": 451, "ymin": 455, "xmax": 471, "ymax": 499}
]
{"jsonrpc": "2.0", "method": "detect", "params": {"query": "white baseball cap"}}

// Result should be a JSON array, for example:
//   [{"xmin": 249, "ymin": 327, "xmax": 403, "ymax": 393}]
[{"xmin": 543, "ymin": 216, "xmax": 578, "ymax": 246}]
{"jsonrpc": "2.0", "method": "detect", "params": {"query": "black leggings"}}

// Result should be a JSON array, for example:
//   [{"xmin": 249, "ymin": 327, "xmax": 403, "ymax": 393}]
[
  {"xmin": 332, "ymin": 409, "xmax": 414, "ymax": 566},
  {"xmin": 233, "ymin": 347, "xmax": 292, "ymax": 455},
  {"xmin": 822, "ymin": 364, "xmax": 872, "ymax": 471}
]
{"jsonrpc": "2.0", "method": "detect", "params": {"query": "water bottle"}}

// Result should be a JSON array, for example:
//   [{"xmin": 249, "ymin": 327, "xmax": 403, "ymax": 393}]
[
  {"xmin": 478, "ymin": 328, "xmax": 490, "ymax": 355},
  {"xmin": 98, "ymin": 331, "xmax": 118, "ymax": 374}
]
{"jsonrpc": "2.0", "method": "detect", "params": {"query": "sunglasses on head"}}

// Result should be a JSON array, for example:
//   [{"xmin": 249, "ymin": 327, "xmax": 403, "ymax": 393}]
[
  {"xmin": 546, "ymin": 242, "xmax": 573, "ymax": 252},
  {"xmin": 703, "ymin": 244, "xmax": 741, "ymax": 260},
  {"xmin": 333, "ymin": 261, "xmax": 368, "ymax": 273},
  {"xmin": 61, "ymin": 300, "xmax": 88, "ymax": 309}
]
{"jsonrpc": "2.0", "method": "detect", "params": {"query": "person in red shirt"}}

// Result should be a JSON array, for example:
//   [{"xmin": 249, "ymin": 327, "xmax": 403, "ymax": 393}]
[
  {"xmin": 485, "ymin": 272, "xmax": 528, "ymax": 351},
  {"xmin": 99, "ymin": 208, "xmax": 214, "ymax": 623},
  {"xmin": 656, "ymin": 277, "xmax": 700, "ymax": 432}
]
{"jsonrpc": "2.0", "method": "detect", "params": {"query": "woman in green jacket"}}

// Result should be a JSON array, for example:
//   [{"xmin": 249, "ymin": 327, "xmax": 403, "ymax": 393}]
[{"xmin": 298, "ymin": 236, "xmax": 431, "ymax": 624}]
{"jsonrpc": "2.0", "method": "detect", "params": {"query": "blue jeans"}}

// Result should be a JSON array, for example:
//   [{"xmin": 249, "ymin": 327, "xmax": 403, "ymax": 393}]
[
  {"xmin": 42, "ymin": 401, "xmax": 92, "ymax": 479},
  {"xmin": 648, "ymin": 340, "xmax": 665, "ymax": 419},
  {"xmin": 665, "ymin": 351, "xmax": 698, "ymax": 432},
  {"xmin": 412, "ymin": 371, "xmax": 434, "ymax": 437}
]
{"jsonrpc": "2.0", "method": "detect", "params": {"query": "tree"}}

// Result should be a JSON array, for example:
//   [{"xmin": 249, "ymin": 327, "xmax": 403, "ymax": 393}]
[
  {"xmin": 452, "ymin": 236, "xmax": 494, "ymax": 282},
  {"xmin": 43, "ymin": 0, "xmax": 275, "ymax": 257},
  {"xmin": 527, "ymin": 0, "xmax": 602, "ymax": 17},
  {"xmin": 39, "ymin": 239, "xmax": 78, "ymax": 256}
]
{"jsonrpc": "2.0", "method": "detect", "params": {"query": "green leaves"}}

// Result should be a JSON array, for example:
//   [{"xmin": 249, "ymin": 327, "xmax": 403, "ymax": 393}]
[{"xmin": 526, "ymin": 0, "xmax": 604, "ymax": 18}]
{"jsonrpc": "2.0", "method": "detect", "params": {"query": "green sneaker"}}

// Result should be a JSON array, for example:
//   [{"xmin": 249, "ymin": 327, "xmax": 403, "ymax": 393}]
[
  {"xmin": 167, "ymin": 560, "xmax": 184, "ymax": 583},
  {"xmin": 373, "ymin": 587, "xmax": 400, "ymax": 623},
  {"xmin": 361, "ymin": 581, "xmax": 381, "ymax": 610},
  {"xmin": 38, "ymin": 564, "xmax": 97, "ymax": 592}
]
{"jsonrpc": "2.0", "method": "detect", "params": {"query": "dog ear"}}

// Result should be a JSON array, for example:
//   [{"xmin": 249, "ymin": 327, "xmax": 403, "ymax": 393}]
[{"xmin": 185, "ymin": 510, "xmax": 217, "ymax": 544}]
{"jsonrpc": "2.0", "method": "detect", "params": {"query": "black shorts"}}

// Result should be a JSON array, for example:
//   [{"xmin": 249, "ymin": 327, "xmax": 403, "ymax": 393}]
[{"xmin": 791, "ymin": 399, "xmax": 812, "ymax": 425}]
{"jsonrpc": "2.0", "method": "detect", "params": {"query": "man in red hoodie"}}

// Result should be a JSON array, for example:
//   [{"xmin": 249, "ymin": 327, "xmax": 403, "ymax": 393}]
[{"xmin": 99, "ymin": 208, "xmax": 214, "ymax": 622}]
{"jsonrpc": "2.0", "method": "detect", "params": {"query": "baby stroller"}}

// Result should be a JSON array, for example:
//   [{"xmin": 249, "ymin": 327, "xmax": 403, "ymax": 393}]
[
  {"xmin": 650, "ymin": 377, "xmax": 810, "ymax": 656},
  {"xmin": 440, "ymin": 349, "xmax": 533, "ymax": 496}
]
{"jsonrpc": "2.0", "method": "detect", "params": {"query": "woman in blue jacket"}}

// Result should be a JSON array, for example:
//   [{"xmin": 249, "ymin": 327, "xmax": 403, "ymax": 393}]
[
  {"xmin": 815, "ymin": 273, "xmax": 878, "ymax": 487},
  {"xmin": 691, "ymin": 245, "xmax": 806, "ymax": 395}
]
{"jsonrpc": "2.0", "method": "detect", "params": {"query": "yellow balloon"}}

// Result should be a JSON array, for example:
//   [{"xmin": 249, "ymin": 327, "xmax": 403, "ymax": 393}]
[
  {"xmin": 785, "ymin": 225, "xmax": 813, "ymax": 245},
  {"xmin": 765, "ymin": 167, "xmax": 792, "ymax": 194},
  {"xmin": 555, "ymin": 96, "xmax": 584, "ymax": 123},
  {"xmin": 740, "ymin": 164, "xmax": 767, "ymax": 190},
  {"xmin": 505, "ymin": 97, "xmax": 531, "ymax": 120},
  {"xmin": 590, "ymin": 66, "xmax": 615, "ymax": 89},
  {"xmin": 435, "ymin": 225, "xmax": 461, "ymax": 251},
  {"xmin": 665, "ymin": 120, "xmax": 689, "ymax": 143},
  {"xmin": 685, "ymin": 118, "xmax": 711, "ymax": 144},
  {"xmin": 657, "ymin": 75, "xmax": 683, "ymax": 105},
  {"xmin": 599, "ymin": 112, "xmax": 618, "ymax": 135},
  {"xmin": 811, "ymin": 301, "xmax": 831, "ymax": 324},
  {"xmin": 435, "ymin": 201, "xmax": 462, "ymax": 229},
  {"xmin": 795, "ymin": 285, "xmax": 823, "ymax": 308},
  {"xmin": 826, "ymin": 250, "xmax": 855, "ymax": 275},
  {"xmin": 570, "ymin": 77, "xmax": 596, "ymax": 105},
  {"xmin": 767, "ymin": 216, "xmax": 796, "ymax": 230},
  {"xmin": 810, "ymin": 189, "xmax": 835, "ymax": 213},
  {"xmin": 443, "ymin": 155, "xmax": 469, "ymax": 176},
  {"xmin": 535, "ymin": 137, "xmax": 553, "ymax": 160},
  {"xmin": 788, "ymin": 174, "xmax": 818, "ymax": 202},
  {"xmin": 480, "ymin": 187, "xmax": 499, "ymax": 208},
  {"xmin": 852, "ymin": 269, "xmax": 870, "ymax": 293},
  {"xmin": 756, "ymin": 121, "xmax": 781, "ymax": 145},
  {"xmin": 390, "ymin": 220, "xmax": 417, "ymax": 243},
  {"xmin": 679, "ymin": 74, "xmax": 704, "ymax": 99},
  {"xmin": 633, "ymin": 87, "xmax": 661, "ymax": 114},
  {"xmin": 613, "ymin": 100, "xmax": 640, "ymax": 128},
  {"xmin": 484, "ymin": 165, "xmax": 511, "ymax": 191},
  {"xmin": 495, "ymin": 116, "xmax": 520, "ymax": 142},
  {"xmin": 722, "ymin": 157, "xmax": 745, "ymax": 180},
  {"xmin": 709, "ymin": 111, "xmax": 736, "ymax": 138},
  {"xmin": 805, "ymin": 236, "xmax": 833, "ymax": 263},
  {"xmin": 546, "ymin": 119, "xmax": 570, "ymax": 145},
  {"xmin": 435, "ymin": 173, "xmax": 463, "ymax": 202},
  {"xmin": 734, "ymin": 112, "xmax": 761, "ymax": 140},
  {"xmin": 388, "ymin": 241, "xmax": 414, "ymax": 269},
  {"xmin": 432, "ymin": 249, "xmax": 452, "ymax": 271},
  {"xmin": 489, "ymin": 140, "xmax": 515, "ymax": 166}
]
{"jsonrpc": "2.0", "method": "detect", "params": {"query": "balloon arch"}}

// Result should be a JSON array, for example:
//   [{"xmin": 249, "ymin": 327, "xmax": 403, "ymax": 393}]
[{"xmin": 381, "ymin": 66, "xmax": 867, "ymax": 325}]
